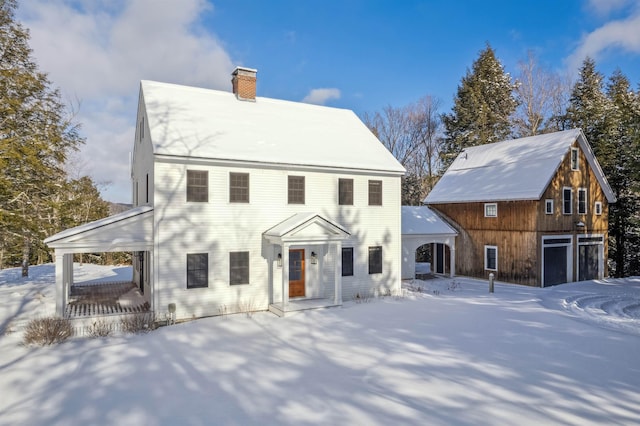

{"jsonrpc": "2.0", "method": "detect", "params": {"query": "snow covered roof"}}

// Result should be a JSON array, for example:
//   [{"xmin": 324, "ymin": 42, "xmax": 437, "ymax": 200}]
[
  {"xmin": 44, "ymin": 206, "xmax": 153, "ymax": 251},
  {"xmin": 401, "ymin": 206, "xmax": 458, "ymax": 235},
  {"xmin": 141, "ymin": 80, "xmax": 405, "ymax": 174},
  {"xmin": 425, "ymin": 129, "xmax": 616, "ymax": 204},
  {"xmin": 263, "ymin": 213, "xmax": 350, "ymax": 244}
]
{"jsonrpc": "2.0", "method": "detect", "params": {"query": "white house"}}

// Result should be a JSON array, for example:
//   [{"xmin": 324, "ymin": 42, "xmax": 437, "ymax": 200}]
[{"xmin": 45, "ymin": 67, "xmax": 405, "ymax": 319}]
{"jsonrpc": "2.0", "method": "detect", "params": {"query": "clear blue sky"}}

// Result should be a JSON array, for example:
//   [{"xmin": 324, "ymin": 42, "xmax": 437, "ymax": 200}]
[{"xmin": 18, "ymin": 0, "xmax": 640, "ymax": 203}]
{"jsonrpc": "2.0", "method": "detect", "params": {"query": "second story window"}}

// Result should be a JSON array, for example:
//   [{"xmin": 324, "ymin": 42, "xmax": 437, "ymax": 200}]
[
  {"xmin": 484, "ymin": 203, "xmax": 497, "ymax": 217},
  {"xmin": 187, "ymin": 170, "xmax": 208, "ymax": 202},
  {"xmin": 595, "ymin": 201, "xmax": 603, "ymax": 215},
  {"xmin": 230, "ymin": 172, "xmax": 249, "ymax": 203},
  {"xmin": 578, "ymin": 188, "xmax": 587, "ymax": 214},
  {"xmin": 339, "ymin": 178, "xmax": 353, "ymax": 205},
  {"xmin": 368, "ymin": 180, "xmax": 382, "ymax": 206},
  {"xmin": 288, "ymin": 176, "xmax": 305, "ymax": 204},
  {"xmin": 545, "ymin": 199, "xmax": 554, "ymax": 215},
  {"xmin": 563, "ymin": 187, "xmax": 573, "ymax": 215}
]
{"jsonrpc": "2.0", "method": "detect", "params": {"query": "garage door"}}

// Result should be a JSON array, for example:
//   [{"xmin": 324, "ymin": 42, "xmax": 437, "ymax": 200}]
[
  {"xmin": 578, "ymin": 244, "xmax": 600, "ymax": 281},
  {"xmin": 544, "ymin": 246, "xmax": 568, "ymax": 286}
]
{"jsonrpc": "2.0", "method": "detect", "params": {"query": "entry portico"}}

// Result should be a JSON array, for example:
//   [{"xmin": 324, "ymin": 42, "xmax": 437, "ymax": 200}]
[{"xmin": 263, "ymin": 213, "xmax": 350, "ymax": 316}]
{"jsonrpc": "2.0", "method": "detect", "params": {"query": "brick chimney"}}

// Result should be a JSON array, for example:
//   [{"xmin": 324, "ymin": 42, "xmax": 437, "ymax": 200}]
[{"xmin": 231, "ymin": 66, "xmax": 257, "ymax": 101}]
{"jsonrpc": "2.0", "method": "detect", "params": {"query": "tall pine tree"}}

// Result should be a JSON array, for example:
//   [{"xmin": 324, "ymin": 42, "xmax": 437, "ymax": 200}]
[
  {"xmin": 565, "ymin": 58, "xmax": 640, "ymax": 277},
  {"xmin": 441, "ymin": 44, "xmax": 518, "ymax": 169},
  {"xmin": 0, "ymin": 0, "xmax": 83, "ymax": 274}
]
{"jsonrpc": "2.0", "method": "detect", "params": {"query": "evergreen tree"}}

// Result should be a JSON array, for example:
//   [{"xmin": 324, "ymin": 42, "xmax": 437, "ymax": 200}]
[
  {"xmin": 0, "ymin": 0, "xmax": 84, "ymax": 274},
  {"xmin": 605, "ymin": 70, "xmax": 640, "ymax": 276},
  {"xmin": 441, "ymin": 44, "xmax": 518, "ymax": 169},
  {"xmin": 565, "ymin": 58, "xmax": 640, "ymax": 277}
]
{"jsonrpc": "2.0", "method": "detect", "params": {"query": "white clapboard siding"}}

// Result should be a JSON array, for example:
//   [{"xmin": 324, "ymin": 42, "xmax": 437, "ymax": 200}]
[{"xmin": 150, "ymin": 159, "xmax": 401, "ymax": 320}]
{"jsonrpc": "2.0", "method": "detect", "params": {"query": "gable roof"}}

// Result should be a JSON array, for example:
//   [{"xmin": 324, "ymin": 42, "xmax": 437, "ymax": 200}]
[
  {"xmin": 424, "ymin": 129, "xmax": 616, "ymax": 204},
  {"xmin": 263, "ymin": 213, "xmax": 350, "ymax": 244},
  {"xmin": 44, "ymin": 206, "xmax": 153, "ymax": 252},
  {"xmin": 401, "ymin": 206, "xmax": 458, "ymax": 236},
  {"xmin": 140, "ymin": 80, "xmax": 405, "ymax": 174}
]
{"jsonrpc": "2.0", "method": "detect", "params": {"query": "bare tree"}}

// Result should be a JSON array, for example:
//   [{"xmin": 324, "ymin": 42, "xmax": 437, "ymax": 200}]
[
  {"xmin": 364, "ymin": 96, "xmax": 443, "ymax": 204},
  {"xmin": 513, "ymin": 51, "xmax": 571, "ymax": 136}
]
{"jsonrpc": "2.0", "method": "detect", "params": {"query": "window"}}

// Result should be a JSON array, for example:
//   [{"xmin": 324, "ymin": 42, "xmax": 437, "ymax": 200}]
[
  {"xmin": 230, "ymin": 251, "xmax": 249, "ymax": 284},
  {"xmin": 485, "ymin": 245, "xmax": 497, "ymax": 271},
  {"xmin": 230, "ymin": 172, "xmax": 249, "ymax": 203},
  {"xmin": 545, "ymin": 199, "xmax": 554, "ymax": 215},
  {"xmin": 186, "ymin": 253, "xmax": 208, "ymax": 289},
  {"xmin": 187, "ymin": 170, "xmax": 208, "ymax": 202},
  {"xmin": 570, "ymin": 147, "xmax": 579, "ymax": 171},
  {"xmin": 563, "ymin": 187, "xmax": 573, "ymax": 215},
  {"xmin": 484, "ymin": 203, "xmax": 497, "ymax": 217},
  {"xmin": 368, "ymin": 246, "xmax": 382, "ymax": 274},
  {"xmin": 595, "ymin": 201, "xmax": 602, "ymax": 215},
  {"xmin": 342, "ymin": 247, "xmax": 354, "ymax": 276},
  {"xmin": 368, "ymin": 180, "xmax": 382, "ymax": 206},
  {"xmin": 339, "ymin": 178, "xmax": 354, "ymax": 205},
  {"xmin": 578, "ymin": 188, "xmax": 587, "ymax": 214},
  {"xmin": 288, "ymin": 176, "xmax": 305, "ymax": 204}
]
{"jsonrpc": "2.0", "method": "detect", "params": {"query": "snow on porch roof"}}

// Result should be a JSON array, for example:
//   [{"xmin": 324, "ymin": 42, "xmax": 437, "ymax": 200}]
[
  {"xmin": 264, "ymin": 213, "xmax": 350, "ymax": 242},
  {"xmin": 402, "ymin": 206, "xmax": 458, "ymax": 236},
  {"xmin": 44, "ymin": 206, "xmax": 153, "ymax": 251},
  {"xmin": 141, "ymin": 80, "xmax": 405, "ymax": 174}
]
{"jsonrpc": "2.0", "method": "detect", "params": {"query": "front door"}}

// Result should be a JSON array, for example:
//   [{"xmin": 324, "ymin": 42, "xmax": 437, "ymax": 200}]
[{"xmin": 289, "ymin": 249, "xmax": 305, "ymax": 298}]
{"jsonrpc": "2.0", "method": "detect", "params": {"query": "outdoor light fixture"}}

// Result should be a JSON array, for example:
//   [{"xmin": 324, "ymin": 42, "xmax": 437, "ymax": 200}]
[
  {"xmin": 311, "ymin": 251, "xmax": 318, "ymax": 264},
  {"xmin": 277, "ymin": 253, "xmax": 282, "ymax": 267}
]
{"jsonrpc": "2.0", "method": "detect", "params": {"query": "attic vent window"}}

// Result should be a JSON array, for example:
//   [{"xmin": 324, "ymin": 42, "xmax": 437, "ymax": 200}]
[{"xmin": 595, "ymin": 201, "xmax": 602, "ymax": 215}]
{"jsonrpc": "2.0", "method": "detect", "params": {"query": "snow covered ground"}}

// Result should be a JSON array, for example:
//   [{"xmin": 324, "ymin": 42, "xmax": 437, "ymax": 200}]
[{"xmin": 1, "ymin": 264, "xmax": 639, "ymax": 425}]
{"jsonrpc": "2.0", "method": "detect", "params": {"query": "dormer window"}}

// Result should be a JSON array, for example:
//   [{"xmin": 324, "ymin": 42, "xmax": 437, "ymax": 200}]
[{"xmin": 570, "ymin": 147, "xmax": 579, "ymax": 171}]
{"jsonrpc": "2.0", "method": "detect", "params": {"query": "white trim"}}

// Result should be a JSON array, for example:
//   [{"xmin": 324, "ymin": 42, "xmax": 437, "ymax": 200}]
[
  {"xmin": 541, "ymin": 235, "xmax": 574, "ymax": 287},
  {"xmin": 578, "ymin": 188, "xmax": 587, "ymax": 215},
  {"xmin": 595, "ymin": 201, "xmax": 603, "ymax": 215},
  {"xmin": 484, "ymin": 245, "xmax": 498, "ymax": 271},
  {"xmin": 484, "ymin": 203, "xmax": 497, "ymax": 217},
  {"xmin": 562, "ymin": 187, "xmax": 573, "ymax": 215},
  {"xmin": 545, "ymin": 199, "xmax": 554, "ymax": 215},
  {"xmin": 571, "ymin": 147, "xmax": 579, "ymax": 171},
  {"xmin": 576, "ymin": 234, "xmax": 605, "ymax": 281}
]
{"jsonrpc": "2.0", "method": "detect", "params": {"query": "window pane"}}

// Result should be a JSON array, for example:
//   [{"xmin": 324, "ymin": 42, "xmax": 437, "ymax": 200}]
[
  {"xmin": 187, "ymin": 170, "xmax": 208, "ymax": 202},
  {"xmin": 230, "ymin": 173, "xmax": 249, "ymax": 203},
  {"xmin": 563, "ymin": 188, "xmax": 572, "ymax": 214},
  {"xmin": 578, "ymin": 189, "xmax": 587, "ymax": 214},
  {"xmin": 368, "ymin": 180, "xmax": 382, "ymax": 206},
  {"xmin": 485, "ymin": 247, "xmax": 497, "ymax": 271},
  {"xmin": 230, "ymin": 251, "xmax": 250, "ymax": 284},
  {"xmin": 339, "ymin": 179, "xmax": 353, "ymax": 205},
  {"xmin": 368, "ymin": 246, "xmax": 382, "ymax": 274},
  {"xmin": 288, "ymin": 176, "xmax": 305, "ymax": 204},
  {"xmin": 342, "ymin": 247, "xmax": 354, "ymax": 276},
  {"xmin": 186, "ymin": 253, "xmax": 208, "ymax": 288},
  {"xmin": 545, "ymin": 199, "xmax": 553, "ymax": 214}
]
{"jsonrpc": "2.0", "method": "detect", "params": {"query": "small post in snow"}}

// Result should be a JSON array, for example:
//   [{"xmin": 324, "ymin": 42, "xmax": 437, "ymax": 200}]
[{"xmin": 489, "ymin": 273, "xmax": 495, "ymax": 293}]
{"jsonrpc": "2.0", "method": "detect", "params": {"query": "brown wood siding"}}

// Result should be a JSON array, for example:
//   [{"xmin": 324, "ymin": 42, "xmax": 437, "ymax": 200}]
[{"xmin": 430, "ymin": 141, "xmax": 610, "ymax": 285}]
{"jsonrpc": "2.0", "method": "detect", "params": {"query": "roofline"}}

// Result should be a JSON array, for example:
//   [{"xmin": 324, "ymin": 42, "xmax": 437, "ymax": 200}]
[
  {"xmin": 44, "ymin": 206, "xmax": 154, "ymax": 244},
  {"xmin": 154, "ymin": 153, "xmax": 406, "ymax": 176}
]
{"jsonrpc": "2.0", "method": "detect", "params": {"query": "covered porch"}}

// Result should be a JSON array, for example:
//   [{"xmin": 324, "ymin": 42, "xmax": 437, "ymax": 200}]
[
  {"xmin": 44, "ymin": 206, "xmax": 154, "ymax": 318},
  {"xmin": 263, "ymin": 213, "xmax": 350, "ymax": 317}
]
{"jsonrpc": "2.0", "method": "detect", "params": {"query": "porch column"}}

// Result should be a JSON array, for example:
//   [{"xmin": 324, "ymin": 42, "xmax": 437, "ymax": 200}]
[
  {"xmin": 334, "ymin": 241, "xmax": 342, "ymax": 305},
  {"xmin": 282, "ymin": 243, "xmax": 289, "ymax": 307},
  {"xmin": 450, "ymin": 246, "xmax": 456, "ymax": 278},
  {"xmin": 55, "ymin": 252, "xmax": 72, "ymax": 317}
]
